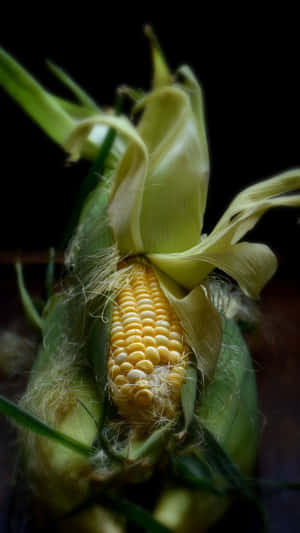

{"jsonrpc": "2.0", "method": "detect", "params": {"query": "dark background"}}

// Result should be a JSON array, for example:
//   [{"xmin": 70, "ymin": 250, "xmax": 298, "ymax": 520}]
[{"xmin": 0, "ymin": 12, "xmax": 300, "ymax": 280}]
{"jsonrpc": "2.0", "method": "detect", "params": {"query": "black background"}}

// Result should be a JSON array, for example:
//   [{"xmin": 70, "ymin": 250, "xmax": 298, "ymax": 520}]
[{"xmin": 1, "ymin": 11, "xmax": 300, "ymax": 279}]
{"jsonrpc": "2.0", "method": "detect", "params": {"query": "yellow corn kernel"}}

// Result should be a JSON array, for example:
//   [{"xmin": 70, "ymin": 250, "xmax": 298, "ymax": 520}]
[
  {"xmin": 124, "ymin": 321, "xmax": 142, "ymax": 332},
  {"xmin": 115, "ymin": 375, "xmax": 127, "ymax": 386},
  {"xmin": 119, "ymin": 383, "xmax": 133, "ymax": 397},
  {"xmin": 142, "ymin": 318, "xmax": 155, "ymax": 327},
  {"xmin": 108, "ymin": 262, "xmax": 189, "ymax": 433},
  {"xmin": 158, "ymin": 346, "xmax": 171, "ymax": 363},
  {"xmin": 120, "ymin": 362, "xmax": 133, "ymax": 375},
  {"xmin": 111, "ymin": 331, "xmax": 124, "ymax": 342},
  {"xmin": 126, "ymin": 334, "xmax": 143, "ymax": 346},
  {"xmin": 144, "ymin": 336, "xmax": 156, "ymax": 347},
  {"xmin": 170, "ymin": 339, "xmax": 182, "ymax": 351},
  {"xmin": 169, "ymin": 350, "xmax": 181, "ymax": 364},
  {"xmin": 145, "ymin": 346, "xmax": 160, "ymax": 365},
  {"xmin": 155, "ymin": 326, "xmax": 169, "ymax": 336},
  {"xmin": 110, "ymin": 365, "xmax": 120, "ymax": 378},
  {"xmin": 143, "ymin": 326, "xmax": 155, "ymax": 336},
  {"xmin": 113, "ymin": 346, "xmax": 127, "ymax": 357},
  {"xmin": 135, "ymin": 389, "xmax": 153, "ymax": 406},
  {"xmin": 113, "ymin": 338, "xmax": 125, "ymax": 347},
  {"xmin": 122, "ymin": 305, "xmax": 137, "ymax": 313},
  {"xmin": 135, "ymin": 379, "xmax": 150, "ymax": 390},
  {"xmin": 127, "ymin": 351, "xmax": 145, "ymax": 364},
  {"xmin": 136, "ymin": 359, "xmax": 154, "ymax": 374},
  {"xmin": 127, "ymin": 342, "xmax": 145, "ymax": 353}
]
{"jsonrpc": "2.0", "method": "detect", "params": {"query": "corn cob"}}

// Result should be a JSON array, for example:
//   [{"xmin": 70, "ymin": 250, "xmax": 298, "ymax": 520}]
[{"xmin": 108, "ymin": 262, "xmax": 189, "ymax": 431}]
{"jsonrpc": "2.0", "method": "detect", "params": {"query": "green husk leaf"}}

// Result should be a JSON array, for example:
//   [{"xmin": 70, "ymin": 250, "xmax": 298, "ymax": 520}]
[
  {"xmin": 15, "ymin": 260, "xmax": 43, "ymax": 331},
  {"xmin": 128, "ymin": 421, "xmax": 173, "ymax": 462},
  {"xmin": 157, "ymin": 270, "xmax": 222, "ymax": 379},
  {"xmin": 198, "ymin": 427, "xmax": 267, "ymax": 529},
  {"xmin": 180, "ymin": 361, "xmax": 198, "ymax": 433},
  {"xmin": 176, "ymin": 66, "xmax": 209, "ymax": 170},
  {"xmin": 0, "ymin": 395, "xmax": 92, "ymax": 457},
  {"xmin": 34, "ymin": 293, "xmax": 72, "ymax": 373},
  {"xmin": 144, "ymin": 25, "xmax": 172, "ymax": 89},
  {"xmin": 87, "ymin": 304, "xmax": 112, "ymax": 429},
  {"xmin": 0, "ymin": 47, "xmax": 75, "ymax": 146},
  {"xmin": 53, "ymin": 96, "xmax": 98, "ymax": 119},
  {"xmin": 149, "ymin": 169, "xmax": 300, "ymax": 295},
  {"xmin": 67, "ymin": 93, "xmax": 122, "ymax": 242},
  {"xmin": 136, "ymin": 85, "xmax": 209, "ymax": 254},
  {"xmin": 0, "ymin": 48, "xmax": 105, "ymax": 161},
  {"xmin": 102, "ymin": 492, "xmax": 172, "ymax": 533},
  {"xmin": 154, "ymin": 317, "xmax": 259, "ymax": 532},
  {"xmin": 171, "ymin": 454, "xmax": 224, "ymax": 496},
  {"xmin": 197, "ymin": 317, "xmax": 259, "ymax": 473},
  {"xmin": 66, "ymin": 112, "xmax": 149, "ymax": 252},
  {"xmin": 62, "ymin": 101, "xmax": 120, "ymax": 246},
  {"xmin": 46, "ymin": 60, "xmax": 99, "ymax": 110},
  {"xmin": 38, "ymin": 294, "xmax": 68, "ymax": 361},
  {"xmin": 119, "ymin": 85, "xmax": 145, "ymax": 103},
  {"xmin": 199, "ymin": 423, "xmax": 256, "ymax": 499},
  {"xmin": 65, "ymin": 137, "xmax": 116, "ymax": 283}
]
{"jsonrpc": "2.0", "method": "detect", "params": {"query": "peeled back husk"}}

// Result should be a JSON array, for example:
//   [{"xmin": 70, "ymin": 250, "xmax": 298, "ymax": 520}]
[{"xmin": 154, "ymin": 316, "xmax": 259, "ymax": 532}]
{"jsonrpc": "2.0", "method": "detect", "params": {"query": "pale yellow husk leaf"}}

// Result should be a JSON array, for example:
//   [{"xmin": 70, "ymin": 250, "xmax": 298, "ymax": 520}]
[
  {"xmin": 149, "ymin": 169, "xmax": 300, "ymax": 297},
  {"xmin": 156, "ymin": 269, "xmax": 222, "ymax": 379}
]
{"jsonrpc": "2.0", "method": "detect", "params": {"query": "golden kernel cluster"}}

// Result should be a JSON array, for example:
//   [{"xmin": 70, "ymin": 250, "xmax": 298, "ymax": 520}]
[{"xmin": 108, "ymin": 263, "xmax": 189, "ymax": 428}]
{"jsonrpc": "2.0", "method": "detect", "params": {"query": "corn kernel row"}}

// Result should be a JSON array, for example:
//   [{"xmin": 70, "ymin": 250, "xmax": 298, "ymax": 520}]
[{"xmin": 107, "ymin": 263, "xmax": 189, "ymax": 430}]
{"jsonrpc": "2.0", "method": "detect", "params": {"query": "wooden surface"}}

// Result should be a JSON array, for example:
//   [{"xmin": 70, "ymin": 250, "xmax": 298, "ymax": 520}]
[{"xmin": 1, "ymin": 274, "xmax": 300, "ymax": 532}]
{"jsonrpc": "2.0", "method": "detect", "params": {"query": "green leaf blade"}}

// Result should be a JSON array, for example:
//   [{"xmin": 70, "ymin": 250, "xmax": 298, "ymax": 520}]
[
  {"xmin": 171, "ymin": 454, "xmax": 224, "ymax": 496},
  {"xmin": 15, "ymin": 260, "xmax": 43, "ymax": 331},
  {"xmin": 87, "ymin": 305, "xmax": 112, "ymax": 429},
  {"xmin": 180, "ymin": 361, "xmax": 198, "ymax": 433},
  {"xmin": 46, "ymin": 60, "xmax": 99, "ymax": 110},
  {"xmin": 45, "ymin": 247, "xmax": 56, "ymax": 300},
  {"xmin": 196, "ymin": 317, "xmax": 259, "ymax": 474},
  {"xmin": 128, "ymin": 421, "xmax": 173, "ymax": 462},
  {"xmin": 0, "ymin": 395, "xmax": 92, "ymax": 457},
  {"xmin": 0, "ymin": 47, "xmax": 75, "ymax": 146}
]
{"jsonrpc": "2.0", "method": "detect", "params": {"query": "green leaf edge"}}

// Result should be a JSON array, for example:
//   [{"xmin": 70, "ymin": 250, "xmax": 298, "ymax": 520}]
[
  {"xmin": 0, "ymin": 47, "xmax": 75, "ymax": 146},
  {"xmin": 46, "ymin": 60, "xmax": 99, "ymax": 111},
  {"xmin": 128, "ymin": 420, "xmax": 173, "ymax": 462},
  {"xmin": 15, "ymin": 260, "xmax": 43, "ymax": 330},
  {"xmin": 180, "ymin": 360, "xmax": 198, "ymax": 433},
  {"xmin": 0, "ymin": 394, "xmax": 92, "ymax": 457}
]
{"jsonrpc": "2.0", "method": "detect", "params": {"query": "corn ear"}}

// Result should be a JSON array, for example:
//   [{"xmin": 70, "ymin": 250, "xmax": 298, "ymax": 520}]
[
  {"xmin": 108, "ymin": 262, "xmax": 189, "ymax": 432},
  {"xmin": 20, "ymin": 294, "xmax": 99, "ymax": 513},
  {"xmin": 4, "ymin": 30, "xmax": 297, "ymax": 533}
]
